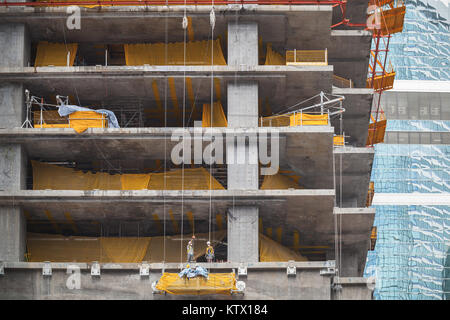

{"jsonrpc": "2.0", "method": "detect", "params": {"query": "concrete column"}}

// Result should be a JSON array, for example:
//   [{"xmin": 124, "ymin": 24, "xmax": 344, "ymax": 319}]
[
  {"xmin": 0, "ymin": 207, "xmax": 26, "ymax": 262},
  {"xmin": 227, "ymin": 22, "xmax": 258, "ymax": 67},
  {"xmin": 0, "ymin": 23, "xmax": 30, "ymax": 261},
  {"xmin": 226, "ymin": 22, "xmax": 260, "ymax": 263},
  {"xmin": 227, "ymin": 206, "xmax": 259, "ymax": 262}
]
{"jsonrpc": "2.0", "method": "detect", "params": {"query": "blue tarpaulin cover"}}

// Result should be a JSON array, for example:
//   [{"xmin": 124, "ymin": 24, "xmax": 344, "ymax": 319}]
[{"xmin": 58, "ymin": 104, "xmax": 120, "ymax": 128}]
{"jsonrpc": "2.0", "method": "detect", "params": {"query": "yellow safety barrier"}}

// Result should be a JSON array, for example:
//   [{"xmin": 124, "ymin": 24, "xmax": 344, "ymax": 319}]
[
  {"xmin": 289, "ymin": 113, "xmax": 329, "ymax": 126},
  {"xmin": 260, "ymin": 173, "xmax": 302, "ymax": 190},
  {"xmin": 155, "ymin": 272, "xmax": 237, "ymax": 296},
  {"xmin": 124, "ymin": 39, "xmax": 226, "ymax": 66},
  {"xmin": 286, "ymin": 49, "xmax": 328, "ymax": 66},
  {"xmin": 260, "ymin": 113, "xmax": 329, "ymax": 127},
  {"xmin": 35, "ymin": 41, "xmax": 77, "ymax": 67},
  {"xmin": 333, "ymin": 135, "xmax": 345, "ymax": 146},
  {"xmin": 202, "ymin": 101, "xmax": 228, "ymax": 127},
  {"xmin": 264, "ymin": 43, "xmax": 285, "ymax": 65},
  {"xmin": 32, "ymin": 161, "xmax": 225, "ymax": 190},
  {"xmin": 34, "ymin": 111, "xmax": 107, "ymax": 133}
]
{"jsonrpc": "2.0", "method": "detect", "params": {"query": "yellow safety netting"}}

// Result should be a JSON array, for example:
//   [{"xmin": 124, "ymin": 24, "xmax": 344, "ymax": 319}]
[
  {"xmin": 124, "ymin": 39, "xmax": 226, "ymax": 66},
  {"xmin": 32, "ymin": 161, "xmax": 225, "ymax": 190},
  {"xmin": 34, "ymin": 111, "xmax": 107, "ymax": 133},
  {"xmin": 26, "ymin": 231, "xmax": 226, "ymax": 263},
  {"xmin": 260, "ymin": 173, "xmax": 302, "ymax": 189},
  {"xmin": 259, "ymin": 233, "xmax": 308, "ymax": 262},
  {"xmin": 155, "ymin": 272, "xmax": 237, "ymax": 296},
  {"xmin": 202, "ymin": 101, "xmax": 228, "ymax": 127},
  {"xmin": 264, "ymin": 43, "xmax": 285, "ymax": 65},
  {"xmin": 32, "ymin": 160, "xmax": 122, "ymax": 190},
  {"xmin": 35, "ymin": 41, "xmax": 77, "ymax": 67},
  {"xmin": 146, "ymin": 168, "xmax": 225, "ymax": 190}
]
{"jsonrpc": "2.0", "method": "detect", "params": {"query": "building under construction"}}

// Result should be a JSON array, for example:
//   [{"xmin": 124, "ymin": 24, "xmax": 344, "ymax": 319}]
[{"xmin": 0, "ymin": 0, "xmax": 405, "ymax": 299}]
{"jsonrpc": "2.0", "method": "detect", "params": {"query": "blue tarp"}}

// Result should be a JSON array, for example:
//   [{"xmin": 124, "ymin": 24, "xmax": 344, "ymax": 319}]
[
  {"xmin": 178, "ymin": 266, "xmax": 209, "ymax": 279},
  {"xmin": 58, "ymin": 104, "xmax": 120, "ymax": 128}
]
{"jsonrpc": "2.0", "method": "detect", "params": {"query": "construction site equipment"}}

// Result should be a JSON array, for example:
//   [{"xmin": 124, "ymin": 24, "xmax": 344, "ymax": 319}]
[
  {"xmin": 154, "ymin": 272, "xmax": 238, "ymax": 295},
  {"xmin": 31, "ymin": 161, "xmax": 225, "ymax": 190},
  {"xmin": 264, "ymin": 43, "xmax": 285, "ymax": 65},
  {"xmin": 34, "ymin": 41, "xmax": 77, "ymax": 67},
  {"xmin": 366, "ymin": 59, "xmax": 395, "ymax": 92},
  {"xmin": 286, "ymin": 49, "xmax": 328, "ymax": 66},
  {"xmin": 202, "ymin": 101, "xmax": 227, "ymax": 127},
  {"xmin": 260, "ymin": 92, "xmax": 345, "ymax": 127},
  {"xmin": 124, "ymin": 39, "xmax": 226, "ymax": 66},
  {"xmin": 366, "ymin": 110, "xmax": 387, "ymax": 146},
  {"xmin": 35, "ymin": 111, "xmax": 107, "ymax": 133}
]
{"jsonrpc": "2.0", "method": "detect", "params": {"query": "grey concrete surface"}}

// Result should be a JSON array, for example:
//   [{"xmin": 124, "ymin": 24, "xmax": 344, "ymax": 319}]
[
  {"xmin": 0, "ymin": 261, "xmax": 348, "ymax": 299},
  {"xmin": 0, "ymin": 206, "xmax": 26, "ymax": 262},
  {"xmin": 331, "ymin": 87, "xmax": 373, "ymax": 147},
  {"xmin": 334, "ymin": 146, "xmax": 374, "ymax": 207},
  {"xmin": 0, "ymin": 144, "xmax": 27, "ymax": 191},
  {"xmin": 227, "ymin": 206, "xmax": 259, "ymax": 263}
]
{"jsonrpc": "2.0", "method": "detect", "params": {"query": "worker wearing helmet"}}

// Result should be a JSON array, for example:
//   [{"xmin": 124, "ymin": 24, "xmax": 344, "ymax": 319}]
[
  {"xmin": 205, "ymin": 241, "xmax": 214, "ymax": 263},
  {"xmin": 187, "ymin": 236, "xmax": 195, "ymax": 262}
]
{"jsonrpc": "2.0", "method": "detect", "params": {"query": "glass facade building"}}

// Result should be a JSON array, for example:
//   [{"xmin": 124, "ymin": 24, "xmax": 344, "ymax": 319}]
[
  {"xmin": 388, "ymin": 0, "xmax": 449, "ymax": 81},
  {"xmin": 363, "ymin": 1, "xmax": 450, "ymax": 299}
]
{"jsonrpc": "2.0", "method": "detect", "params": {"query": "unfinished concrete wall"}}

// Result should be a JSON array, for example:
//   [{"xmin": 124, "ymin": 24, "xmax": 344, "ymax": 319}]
[
  {"xmin": 0, "ymin": 267, "xmax": 336, "ymax": 300},
  {"xmin": 0, "ymin": 22, "xmax": 29, "ymax": 262}
]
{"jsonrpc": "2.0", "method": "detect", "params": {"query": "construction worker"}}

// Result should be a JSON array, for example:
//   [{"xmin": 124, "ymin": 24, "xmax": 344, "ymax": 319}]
[
  {"xmin": 186, "ymin": 235, "xmax": 195, "ymax": 262},
  {"xmin": 205, "ymin": 241, "xmax": 214, "ymax": 263}
]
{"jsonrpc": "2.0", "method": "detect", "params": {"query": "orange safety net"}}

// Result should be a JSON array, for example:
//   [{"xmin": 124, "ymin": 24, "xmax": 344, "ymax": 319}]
[
  {"xmin": 259, "ymin": 233, "xmax": 308, "ymax": 262},
  {"xmin": 32, "ymin": 161, "xmax": 225, "ymax": 190},
  {"xmin": 155, "ymin": 272, "xmax": 237, "ymax": 296},
  {"xmin": 264, "ymin": 43, "xmax": 285, "ymax": 65},
  {"xmin": 202, "ymin": 101, "xmax": 228, "ymax": 127},
  {"xmin": 26, "ymin": 231, "xmax": 226, "ymax": 263},
  {"xmin": 34, "ymin": 41, "xmax": 77, "ymax": 67},
  {"xmin": 366, "ymin": 72, "xmax": 396, "ymax": 91},
  {"xmin": 124, "ymin": 39, "xmax": 226, "ymax": 66},
  {"xmin": 260, "ymin": 173, "xmax": 302, "ymax": 190},
  {"xmin": 366, "ymin": 120, "xmax": 387, "ymax": 145}
]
